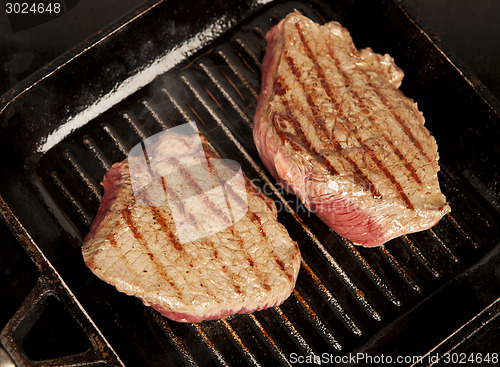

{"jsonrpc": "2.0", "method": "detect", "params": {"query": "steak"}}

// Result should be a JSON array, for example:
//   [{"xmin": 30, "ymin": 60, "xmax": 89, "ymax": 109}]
[
  {"xmin": 253, "ymin": 12, "xmax": 450, "ymax": 247},
  {"xmin": 82, "ymin": 126, "xmax": 301, "ymax": 323}
]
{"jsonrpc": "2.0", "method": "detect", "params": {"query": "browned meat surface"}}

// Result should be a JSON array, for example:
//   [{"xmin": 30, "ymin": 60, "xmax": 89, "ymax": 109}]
[
  {"xmin": 253, "ymin": 12, "xmax": 450, "ymax": 247},
  {"xmin": 82, "ymin": 128, "xmax": 300, "ymax": 322}
]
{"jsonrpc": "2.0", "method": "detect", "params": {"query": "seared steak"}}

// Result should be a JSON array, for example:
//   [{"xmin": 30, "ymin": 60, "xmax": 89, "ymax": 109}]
[
  {"xmin": 82, "ymin": 127, "xmax": 300, "ymax": 322},
  {"xmin": 253, "ymin": 12, "xmax": 450, "ymax": 247}
]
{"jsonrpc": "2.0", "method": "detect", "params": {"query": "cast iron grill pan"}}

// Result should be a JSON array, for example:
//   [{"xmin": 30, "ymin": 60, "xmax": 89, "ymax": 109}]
[{"xmin": 0, "ymin": 0, "xmax": 499, "ymax": 365}]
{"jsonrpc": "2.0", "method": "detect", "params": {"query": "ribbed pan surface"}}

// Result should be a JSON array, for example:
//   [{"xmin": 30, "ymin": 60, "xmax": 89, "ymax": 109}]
[{"xmin": 1, "ymin": 0, "xmax": 499, "ymax": 366}]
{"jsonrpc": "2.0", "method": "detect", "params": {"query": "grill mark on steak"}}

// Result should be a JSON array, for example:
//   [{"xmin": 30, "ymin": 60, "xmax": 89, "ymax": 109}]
[
  {"xmin": 289, "ymin": 28, "xmax": 337, "ymax": 137},
  {"xmin": 368, "ymin": 83, "xmax": 431, "ymax": 162},
  {"xmin": 275, "ymin": 259, "xmax": 291, "ymax": 281},
  {"xmin": 159, "ymin": 174, "xmax": 195, "ymax": 228},
  {"xmin": 249, "ymin": 212, "xmax": 294, "ymax": 282},
  {"xmin": 273, "ymin": 74, "xmax": 341, "ymax": 177},
  {"xmin": 150, "ymin": 207, "xmax": 184, "ymax": 252},
  {"xmin": 106, "ymin": 233, "xmax": 160, "ymax": 284},
  {"xmin": 356, "ymin": 139, "xmax": 414, "ymax": 209},
  {"xmin": 210, "ymin": 163, "xmax": 249, "ymax": 213},
  {"xmin": 227, "ymin": 224, "xmax": 272, "ymax": 291},
  {"xmin": 388, "ymin": 142, "xmax": 422, "ymax": 184},
  {"xmin": 284, "ymin": 55, "xmax": 330, "ymax": 141},
  {"xmin": 146, "ymin": 157, "xmax": 246, "ymax": 296},
  {"xmin": 285, "ymin": 33, "xmax": 382, "ymax": 198},
  {"xmin": 292, "ymin": 22, "xmax": 416, "ymax": 206},
  {"xmin": 190, "ymin": 162, "xmax": 265, "ymax": 295},
  {"xmin": 169, "ymin": 156, "xmax": 233, "ymax": 224},
  {"xmin": 220, "ymin": 262, "xmax": 243, "ymax": 294},
  {"xmin": 274, "ymin": 76, "xmax": 326, "ymax": 150},
  {"xmin": 107, "ymin": 234, "xmax": 123, "ymax": 257},
  {"xmin": 359, "ymin": 111, "xmax": 423, "ymax": 185},
  {"xmin": 275, "ymin": 93, "xmax": 340, "ymax": 177},
  {"xmin": 364, "ymin": 112, "xmax": 423, "ymax": 185},
  {"xmin": 121, "ymin": 208, "xmax": 183, "ymax": 296},
  {"xmin": 326, "ymin": 50, "xmax": 424, "ymax": 184},
  {"xmin": 167, "ymin": 143, "xmax": 274, "ymax": 293},
  {"xmin": 277, "ymin": 71, "xmax": 344, "ymax": 177},
  {"xmin": 89, "ymin": 234, "xmax": 125, "ymax": 273},
  {"xmin": 154, "ymin": 160, "xmax": 251, "ymax": 297},
  {"xmin": 148, "ymin": 206, "xmax": 223, "ymax": 302},
  {"xmin": 302, "ymin": 24, "xmax": 430, "ymax": 163},
  {"xmin": 229, "ymin": 226, "xmax": 254, "ymax": 268},
  {"xmin": 166, "ymin": 147, "xmax": 273, "ymax": 293},
  {"xmin": 318, "ymin": 39, "xmax": 416, "ymax": 207},
  {"xmin": 209, "ymin": 243, "xmax": 244, "ymax": 295}
]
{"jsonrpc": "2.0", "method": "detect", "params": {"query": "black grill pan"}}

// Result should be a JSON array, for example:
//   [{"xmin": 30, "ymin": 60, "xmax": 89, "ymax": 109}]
[{"xmin": 0, "ymin": 0, "xmax": 499, "ymax": 366}]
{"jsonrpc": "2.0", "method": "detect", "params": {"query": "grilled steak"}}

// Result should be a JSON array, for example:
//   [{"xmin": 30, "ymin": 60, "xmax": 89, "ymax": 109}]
[
  {"xmin": 253, "ymin": 12, "xmax": 450, "ymax": 247},
  {"xmin": 82, "ymin": 127, "xmax": 301, "ymax": 323}
]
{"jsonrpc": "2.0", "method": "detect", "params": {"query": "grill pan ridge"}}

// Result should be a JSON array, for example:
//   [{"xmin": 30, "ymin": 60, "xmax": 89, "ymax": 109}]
[{"xmin": 0, "ymin": 0, "xmax": 499, "ymax": 366}]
